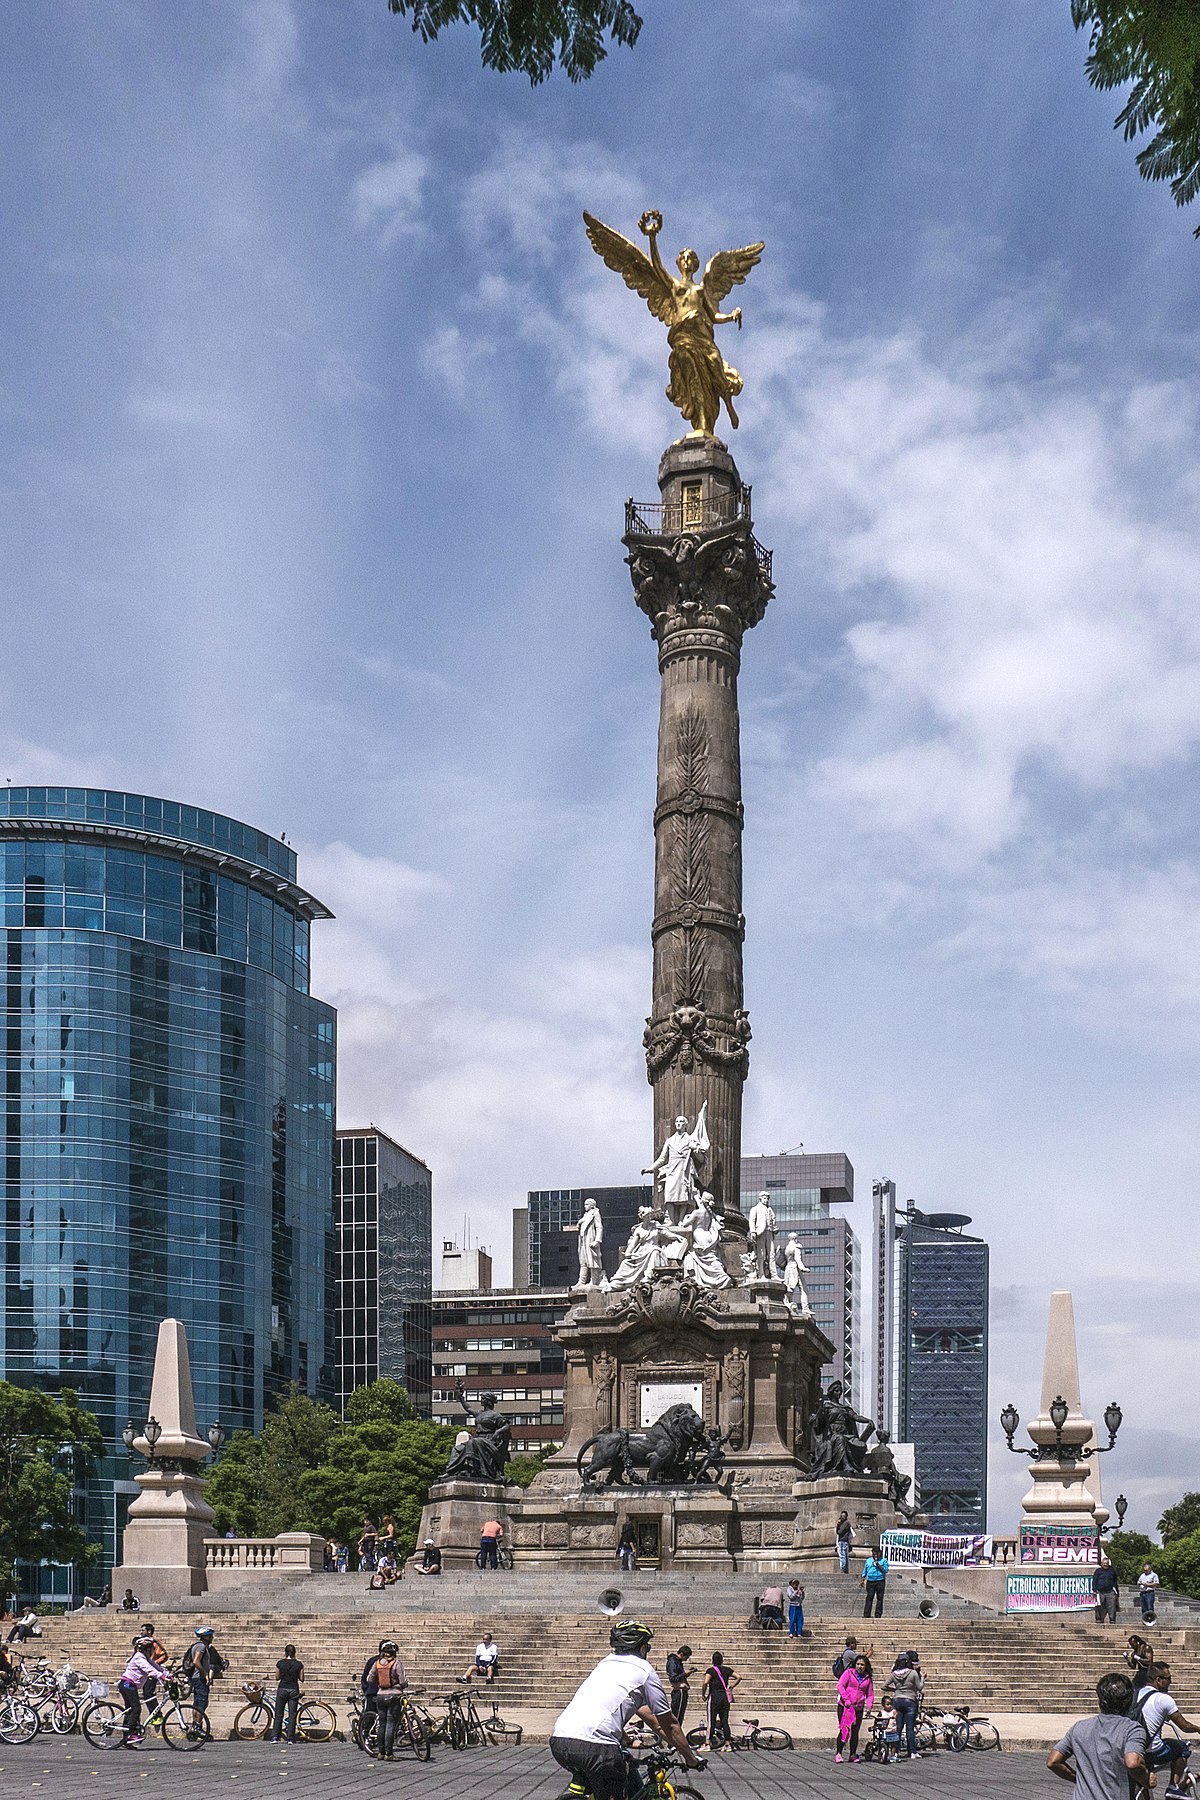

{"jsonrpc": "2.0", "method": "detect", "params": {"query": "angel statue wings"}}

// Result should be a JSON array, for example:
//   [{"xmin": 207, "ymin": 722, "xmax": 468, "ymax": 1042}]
[{"xmin": 583, "ymin": 210, "xmax": 765, "ymax": 438}]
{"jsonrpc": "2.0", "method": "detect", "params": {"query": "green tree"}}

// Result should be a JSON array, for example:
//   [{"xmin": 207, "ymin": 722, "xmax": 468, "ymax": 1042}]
[
  {"xmin": 0, "ymin": 1384, "xmax": 104, "ymax": 1604},
  {"xmin": 387, "ymin": 0, "xmax": 642, "ymax": 84},
  {"xmin": 1104, "ymin": 1529, "xmax": 1156, "ymax": 1588},
  {"xmin": 1072, "ymin": 2, "xmax": 1200, "ymax": 234},
  {"xmin": 344, "ymin": 1379, "xmax": 418, "ymax": 1427},
  {"xmin": 1159, "ymin": 1491, "xmax": 1200, "ymax": 1543},
  {"xmin": 204, "ymin": 1386, "xmax": 338, "ymax": 1538},
  {"xmin": 296, "ymin": 1418, "xmax": 455, "ymax": 1556},
  {"xmin": 1159, "ymin": 1526, "xmax": 1200, "ymax": 1599}
]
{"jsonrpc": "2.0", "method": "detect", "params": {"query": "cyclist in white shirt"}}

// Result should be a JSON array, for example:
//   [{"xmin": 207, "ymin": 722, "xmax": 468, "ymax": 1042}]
[
  {"xmin": 1134, "ymin": 1664, "xmax": 1199, "ymax": 1797},
  {"xmin": 550, "ymin": 1621, "xmax": 704, "ymax": 1798}
]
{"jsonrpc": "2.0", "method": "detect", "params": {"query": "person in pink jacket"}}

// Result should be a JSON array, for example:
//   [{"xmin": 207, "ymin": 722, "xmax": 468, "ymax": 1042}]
[
  {"xmin": 120, "ymin": 1638, "xmax": 172, "ymax": 1744},
  {"xmin": 836, "ymin": 1655, "xmax": 874, "ymax": 1762}
]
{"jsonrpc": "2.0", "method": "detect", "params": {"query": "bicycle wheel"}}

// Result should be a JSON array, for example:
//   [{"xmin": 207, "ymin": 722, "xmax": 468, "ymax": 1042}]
[
  {"xmin": 403, "ymin": 1706, "xmax": 432, "ymax": 1762},
  {"xmin": 50, "ymin": 1693, "xmax": 78, "ymax": 1734},
  {"xmin": 498, "ymin": 1547, "xmax": 514, "ymax": 1570},
  {"xmin": 970, "ymin": 1722, "xmax": 1001, "ymax": 1751},
  {"xmin": 915, "ymin": 1719, "xmax": 938, "ymax": 1752},
  {"xmin": 685, "ymin": 1726, "xmax": 708, "ymax": 1749},
  {"xmin": 485, "ymin": 1717, "xmax": 523, "ymax": 1745},
  {"xmin": 751, "ymin": 1725, "xmax": 792, "ymax": 1750},
  {"xmin": 0, "ymin": 1698, "xmax": 41, "ymax": 1745},
  {"xmin": 162, "ymin": 1704, "xmax": 212, "ymax": 1749},
  {"xmin": 297, "ymin": 1699, "xmax": 337, "ymax": 1743},
  {"xmin": 353, "ymin": 1713, "xmax": 380, "ymax": 1756},
  {"xmin": 450, "ymin": 1709, "xmax": 469, "ymax": 1750},
  {"xmin": 233, "ymin": 1701, "xmax": 273, "ymax": 1740},
  {"xmin": 81, "ymin": 1699, "xmax": 125, "ymax": 1749},
  {"xmin": 944, "ymin": 1720, "xmax": 970, "ymax": 1752}
]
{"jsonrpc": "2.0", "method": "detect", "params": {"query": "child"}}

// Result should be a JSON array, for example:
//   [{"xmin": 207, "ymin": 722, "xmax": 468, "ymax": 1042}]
[{"xmin": 879, "ymin": 1698, "xmax": 900, "ymax": 1763}]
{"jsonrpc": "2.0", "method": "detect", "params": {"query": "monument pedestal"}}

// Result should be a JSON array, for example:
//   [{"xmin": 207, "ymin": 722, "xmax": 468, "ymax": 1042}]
[
  {"xmin": 790, "ymin": 1475, "xmax": 907, "ymax": 1567},
  {"xmin": 415, "ymin": 1479, "xmax": 526, "ymax": 1569}
]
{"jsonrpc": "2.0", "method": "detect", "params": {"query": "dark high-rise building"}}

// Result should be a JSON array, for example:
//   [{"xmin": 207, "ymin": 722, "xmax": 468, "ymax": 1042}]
[
  {"xmin": 335, "ymin": 1127, "xmax": 431, "ymax": 1413},
  {"xmin": 740, "ymin": 1152, "xmax": 861, "ymax": 1405},
  {"xmin": 519, "ymin": 1186, "xmax": 652, "ymax": 1289},
  {"xmin": 895, "ymin": 1204, "xmax": 989, "ymax": 1531},
  {"xmin": 0, "ymin": 786, "xmax": 336, "ymax": 1598}
]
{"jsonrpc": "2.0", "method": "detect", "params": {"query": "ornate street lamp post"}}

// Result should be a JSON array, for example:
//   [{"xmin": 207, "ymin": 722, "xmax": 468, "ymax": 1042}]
[{"xmin": 999, "ymin": 1396, "xmax": 1122, "ymax": 1460}]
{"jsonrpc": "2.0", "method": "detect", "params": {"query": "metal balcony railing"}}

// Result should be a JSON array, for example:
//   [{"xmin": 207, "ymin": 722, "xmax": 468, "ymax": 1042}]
[{"xmin": 625, "ymin": 485, "xmax": 753, "ymax": 539}]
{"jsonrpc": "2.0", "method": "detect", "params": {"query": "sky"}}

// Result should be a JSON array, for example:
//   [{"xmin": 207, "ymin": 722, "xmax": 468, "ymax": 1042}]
[{"xmin": 2, "ymin": 0, "xmax": 1198, "ymax": 1532}]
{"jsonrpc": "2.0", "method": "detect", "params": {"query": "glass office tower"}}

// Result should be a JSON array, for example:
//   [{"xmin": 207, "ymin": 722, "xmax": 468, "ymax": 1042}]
[
  {"xmin": 895, "ymin": 1205, "xmax": 990, "ymax": 1530},
  {"xmin": 0, "ymin": 787, "xmax": 336, "ymax": 1593},
  {"xmin": 334, "ymin": 1128, "xmax": 432, "ymax": 1413}
]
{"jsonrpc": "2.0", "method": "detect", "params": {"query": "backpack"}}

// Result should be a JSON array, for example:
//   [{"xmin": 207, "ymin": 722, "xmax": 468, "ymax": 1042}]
[
  {"xmin": 1128, "ymin": 1686, "xmax": 1155, "ymax": 1726},
  {"xmin": 182, "ymin": 1644, "xmax": 200, "ymax": 1675},
  {"xmin": 375, "ymin": 1656, "xmax": 398, "ymax": 1691}
]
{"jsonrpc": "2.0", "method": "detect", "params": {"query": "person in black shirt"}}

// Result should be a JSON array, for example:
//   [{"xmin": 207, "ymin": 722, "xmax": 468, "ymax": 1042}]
[
  {"xmin": 416, "ymin": 1538, "xmax": 442, "ymax": 1577},
  {"xmin": 666, "ymin": 1645, "xmax": 694, "ymax": 1724},
  {"xmin": 272, "ymin": 1644, "xmax": 304, "ymax": 1743},
  {"xmin": 1093, "ymin": 1558, "xmax": 1120, "ymax": 1624}
]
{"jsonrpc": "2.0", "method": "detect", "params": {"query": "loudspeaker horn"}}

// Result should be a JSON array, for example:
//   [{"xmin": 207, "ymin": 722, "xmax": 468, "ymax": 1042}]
[
  {"xmin": 598, "ymin": 1588, "xmax": 625, "ymax": 1616},
  {"xmin": 918, "ymin": 1597, "xmax": 940, "ymax": 1620}
]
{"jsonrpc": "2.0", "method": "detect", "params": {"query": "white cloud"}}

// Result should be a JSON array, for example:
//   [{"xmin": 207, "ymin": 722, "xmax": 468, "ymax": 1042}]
[{"xmin": 350, "ymin": 147, "xmax": 427, "ymax": 246}]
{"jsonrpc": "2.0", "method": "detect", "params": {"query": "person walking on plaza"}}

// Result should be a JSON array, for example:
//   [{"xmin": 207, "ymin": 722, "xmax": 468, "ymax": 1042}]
[
  {"xmin": 271, "ymin": 1643, "xmax": 304, "ymax": 1744},
  {"xmin": 836, "ymin": 1653, "xmax": 874, "ymax": 1763},
  {"xmin": 836, "ymin": 1510, "xmax": 854, "ymax": 1574},
  {"xmin": 119, "ymin": 1636, "xmax": 172, "ymax": 1746},
  {"xmin": 666, "ymin": 1645, "xmax": 694, "ymax": 1724},
  {"xmin": 786, "ymin": 1576, "xmax": 805, "ymax": 1639},
  {"xmin": 364, "ymin": 1640, "xmax": 406, "ymax": 1761},
  {"xmin": 1047, "ymin": 1672, "xmax": 1150, "ymax": 1800},
  {"xmin": 479, "ymin": 1516, "xmax": 504, "ymax": 1569},
  {"xmin": 357, "ymin": 1517, "xmax": 378, "ymax": 1572},
  {"xmin": 549, "ymin": 1619, "xmax": 703, "ymax": 1798},
  {"xmin": 703, "ymin": 1651, "xmax": 740, "ymax": 1750},
  {"xmin": 1133, "ymin": 1663, "xmax": 1199, "ymax": 1796},
  {"xmin": 182, "ymin": 1625, "xmax": 226, "ymax": 1715},
  {"xmin": 1138, "ymin": 1564, "xmax": 1161, "ymax": 1625},
  {"xmin": 1093, "ymin": 1556, "xmax": 1120, "ymax": 1623},
  {"xmin": 883, "ymin": 1650, "xmax": 923, "ymax": 1760},
  {"xmin": 861, "ymin": 1546, "xmax": 889, "ymax": 1618}
]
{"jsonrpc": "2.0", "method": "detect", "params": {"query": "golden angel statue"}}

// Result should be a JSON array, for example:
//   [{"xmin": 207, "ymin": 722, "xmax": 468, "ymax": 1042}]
[{"xmin": 583, "ymin": 209, "xmax": 764, "ymax": 437}]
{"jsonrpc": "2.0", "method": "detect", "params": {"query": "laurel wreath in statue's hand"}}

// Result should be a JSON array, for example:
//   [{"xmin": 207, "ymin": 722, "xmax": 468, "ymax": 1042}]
[{"xmin": 639, "ymin": 209, "xmax": 663, "ymax": 238}]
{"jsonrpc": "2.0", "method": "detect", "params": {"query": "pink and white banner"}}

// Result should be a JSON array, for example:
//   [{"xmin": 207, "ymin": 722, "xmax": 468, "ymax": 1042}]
[{"xmin": 1005, "ymin": 1573, "xmax": 1094, "ymax": 1612}]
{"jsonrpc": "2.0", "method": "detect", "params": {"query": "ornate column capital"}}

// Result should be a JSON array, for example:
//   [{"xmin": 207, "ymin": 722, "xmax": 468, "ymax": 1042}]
[{"xmin": 623, "ymin": 521, "xmax": 774, "ymax": 648}]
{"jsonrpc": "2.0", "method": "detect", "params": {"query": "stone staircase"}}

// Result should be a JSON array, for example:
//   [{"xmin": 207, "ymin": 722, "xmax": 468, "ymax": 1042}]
[{"xmin": 39, "ymin": 1600, "xmax": 1199, "ymax": 1720}]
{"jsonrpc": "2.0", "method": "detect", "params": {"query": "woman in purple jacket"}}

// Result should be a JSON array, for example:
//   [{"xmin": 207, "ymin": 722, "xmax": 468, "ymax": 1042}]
[{"xmin": 836, "ymin": 1655, "xmax": 874, "ymax": 1762}]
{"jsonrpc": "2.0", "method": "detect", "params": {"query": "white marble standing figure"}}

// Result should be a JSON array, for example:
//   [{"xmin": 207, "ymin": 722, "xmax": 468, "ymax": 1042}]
[
  {"xmin": 643, "ymin": 1102, "xmax": 709, "ymax": 1222},
  {"xmin": 571, "ymin": 1197, "xmax": 605, "ymax": 1290},
  {"xmin": 680, "ymin": 1192, "xmax": 732, "ymax": 1291},
  {"xmin": 747, "ymin": 1192, "xmax": 779, "ymax": 1280},
  {"xmin": 783, "ymin": 1233, "xmax": 811, "ymax": 1315}
]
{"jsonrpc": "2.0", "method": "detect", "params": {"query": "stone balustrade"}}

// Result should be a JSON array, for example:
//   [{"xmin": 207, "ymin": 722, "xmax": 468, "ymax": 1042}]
[{"xmin": 204, "ymin": 1531, "xmax": 325, "ymax": 1587}]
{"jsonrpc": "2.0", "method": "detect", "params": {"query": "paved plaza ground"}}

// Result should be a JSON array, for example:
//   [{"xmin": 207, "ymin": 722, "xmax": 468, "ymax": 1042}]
[{"xmin": 0, "ymin": 1738, "xmax": 1053, "ymax": 1799}]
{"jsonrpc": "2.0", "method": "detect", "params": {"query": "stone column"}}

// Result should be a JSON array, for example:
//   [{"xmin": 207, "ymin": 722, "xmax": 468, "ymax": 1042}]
[
  {"xmin": 625, "ymin": 438, "xmax": 772, "ymax": 1211},
  {"xmin": 117, "ymin": 1317, "xmax": 215, "ymax": 1601}
]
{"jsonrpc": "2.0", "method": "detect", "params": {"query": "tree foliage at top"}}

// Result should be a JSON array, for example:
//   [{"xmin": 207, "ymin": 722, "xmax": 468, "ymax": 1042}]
[
  {"xmin": 343, "ymin": 1378, "xmax": 418, "ymax": 1427},
  {"xmin": 0, "ymin": 1383, "xmax": 104, "ymax": 1601},
  {"xmin": 1159, "ymin": 1490, "xmax": 1200, "ymax": 1543},
  {"xmin": 1072, "ymin": 2, "xmax": 1200, "ymax": 233},
  {"xmin": 205, "ymin": 1385, "xmax": 339, "ymax": 1539},
  {"xmin": 386, "ymin": 0, "xmax": 643, "ymax": 84}
]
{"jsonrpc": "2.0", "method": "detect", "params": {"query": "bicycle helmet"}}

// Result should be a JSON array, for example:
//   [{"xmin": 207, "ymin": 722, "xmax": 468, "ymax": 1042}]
[
  {"xmin": 378, "ymin": 1641, "xmax": 399, "ymax": 1657},
  {"xmin": 194, "ymin": 1626, "xmax": 214, "ymax": 1639},
  {"xmin": 610, "ymin": 1620, "xmax": 654, "ymax": 1656}
]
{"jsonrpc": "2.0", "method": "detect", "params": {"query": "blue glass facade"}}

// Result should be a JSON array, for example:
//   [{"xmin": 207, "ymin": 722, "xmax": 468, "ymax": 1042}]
[{"xmin": 0, "ymin": 789, "xmax": 336, "ymax": 1592}]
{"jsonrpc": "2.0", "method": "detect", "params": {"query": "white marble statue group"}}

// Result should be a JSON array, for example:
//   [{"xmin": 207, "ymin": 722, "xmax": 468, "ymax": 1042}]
[{"xmin": 568, "ymin": 1105, "xmax": 812, "ymax": 1315}]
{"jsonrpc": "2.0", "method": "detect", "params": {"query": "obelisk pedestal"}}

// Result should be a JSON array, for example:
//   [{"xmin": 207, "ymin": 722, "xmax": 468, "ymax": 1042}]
[
  {"xmin": 1020, "ymin": 1289, "xmax": 1101, "ymax": 1530},
  {"xmin": 117, "ymin": 1318, "xmax": 216, "ymax": 1601}
]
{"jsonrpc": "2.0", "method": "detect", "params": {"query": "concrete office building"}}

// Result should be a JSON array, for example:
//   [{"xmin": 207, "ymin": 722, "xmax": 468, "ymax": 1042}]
[
  {"xmin": 439, "ymin": 1240, "xmax": 493, "ymax": 1293},
  {"xmin": 740, "ymin": 1152, "xmax": 862, "ymax": 1405},
  {"xmin": 895, "ymin": 1203, "xmax": 990, "ymax": 1531},
  {"xmin": 0, "ymin": 787, "xmax": 336, "ymax": 1597},
  {"xmin": 432, "ymin": 1287, "xmax": 569, "ymax": 1453},
  {"xmin": 334, "ymin": 1127, "xmax": 432, "ymax": 1414}
]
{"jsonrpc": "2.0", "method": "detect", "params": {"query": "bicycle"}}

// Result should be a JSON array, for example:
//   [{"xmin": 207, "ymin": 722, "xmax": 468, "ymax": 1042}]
[
  {"xmin": 943, "ymin": 1705, "xmax": 1001, "ymax": 1752},
  {"xmin": 686, "ymin": 1714, "xmax": 792, "ymax": 1751},
  {"xmin": 346, "ymin": 1684, "xmax": 431, "ymax": 1761},
  {"xmin": 0, "ymin": 1689, "xmax": 41, "ymax": 1744},
  {"xmin": 80, "ymin": 1673, "xmax": 211, "ymax": 1751},
  {"xmin": 476, "ymin": 1543, "xmax": 514, "ymax": 1570},
  {"xmin": 420, "ymin": 1687, "xmax": 486, "ymax": 1749},
  {"xmin": 232, "ymin": 1680, "xmax": 337, "ymax": 1742},
  {"xmin": 557, "ymin": 1748, "xmax": 706, "ymax": 1800},
  {"xmin": 481, "ymin": 1695, "xmax": 523, "ymax": 1745}
]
